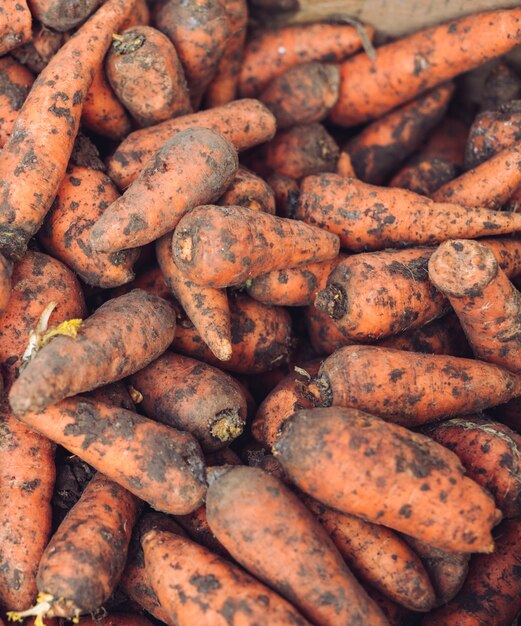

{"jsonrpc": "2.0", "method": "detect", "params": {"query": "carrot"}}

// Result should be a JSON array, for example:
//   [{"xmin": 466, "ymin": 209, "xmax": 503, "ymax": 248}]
[
  {"xmin": 311, "ymin": 345, "xmax": 521, "ymax": 428},
  {"xmin": 76, "ymin": 615, "xmax": 154, "ymax": 626},
  {"xmin": 172, "ymin": 204, "xmax": 340, "ymax": 288},
  {"xmin": 130, "ymin": 352, "xmax": 247, "ymax": 451},
  {"xmin": 0, "ymin": 55, "xmax": 34, "ymax": 149},
  {"xmin": 365, "ymin": 586, "xmax": 417, "ymax": 626},
  {"xmin": 267, "ymin": 172, "xmax": 299, "ymax": 217},
  {"xmin": 426, "ymin": 416, "xmax": 521, "ymax": 518},
  {"xmin": 91, "ymin": 128, "xmax": 238, "ymax": 253},
  {"xmin": 10, "ymin": 23, "xmax": 64, "ymax": 74},
  {"xmin": 507, "ymin": 183, "xmax": 521, "ymax": 212},
  {"xmin": 152, "ymin": 0, "xmax": 231, "ymax": 105},
  {"xmin": 330, "ymin": 8, "xmax": 521, "ymax": 127},
  {"xmin": 9, "ymin": 289, "xmax": 176, "ymax": 416},
  {"xmin": 10, "ymin": 473, "xmax": 140, "ymax": 622},
  {"xmin": 205, "ymin": 465, "xmax": 388, "ymax": 626},
  {"xmin": 0, "ymin": 0, "xmax": 135, "ymax": 261},
  {"xmin": 26, "ymin": 0, "xmax": 103, "ymax": 31},
  {"xmin": 39, "ymin": 164, "xmax": 139, "ymax": 288},
  {"xmin": 296, "ymin": 173, "xmax": 521, "ymax": 251},
  {"xmin": 120, "ymin": 0, "xmax": 150, "ymax": 30},
  {"xmin": 422, "ymin": 517, "xmax": 521, "ymax": 626},
  {"xmin": 52, "ymin": 450, "xmax": 95, "ymax": 529},
  {"xmin": 274, "ymin": 407, "xmax": 501, "ymax": 553},
  {"xmin": 424, "ymin": 117, "xmax": 469, "ymax": 167},
  {"xmin": 259, "ymin": 62, "xmax": 340, "ymax": 130},
  {"xmin": 303, "ymin": 495, "xmax": 436, "ymax": 611},
  {"xmin": 251, "ymin": 361, "xmax": 321, "ymax": 448},
  {"xmin": 0, "ymin": 0, "xmax": 32, "ymax": 56},
  {"xmin": 345, "ymin": 83, "xmax": 454, "ymax": 185},
  {"xmin": 0, "ymin": 253, "xmax": 11, "ymax": 317},
  {"xmin": 175, "ymin": 502, "xmax": 231, "ymax": 559},
  {"xmin": 432, "ymin": 142, "xmax": 521, "ymax": 209},
  {"xmin": 336, "ymin": 151, "xmax": 356, "ymax": 177},
  {"xmin": 390, "ymin": 156, "xmax": 459, "ymax": 196},
  {"xmin": 304, "ymin": 304, "xmax": 355, "ymax": 355},
  {"xmin": 205, "ymin": 0, "xmax": 248, "ymax": 108},
  {"xmin": 481, "ymin": 62, "xmax": 521, "ymax": 112},
  {"xmin": 239, "ymin": 22, "xmax": 374, "ymax": 97},
  {"xmin": 156, "ymin": 235, "xmax": 232, "ymax": 361},
  {"xmin": 107, "ymin": 99, "xmax": 276, "ymax": 190},
  {"xmin": 83, "ymin": 380, "xmax": 135, "ymax": 411},
  {"xmin": 218, "ymin": 165, "xmax": 276, "ymax": 214},
  {"xmin": 205, "ymin": 447, "xmax": 242, "ymax": 466},
  {"xmin": 249, "ymin": 123, "xmax": 339, "ymax": 179},
  {"xmin": 429, "ymin": 239, "xmax": 521, "ymax": 373},
  {"xmin": 106, "ymin": 26, "xmax": 191, "ymax": 128},
  {"xmin": 142, "ymin": 527, "xmax": 313, "ymax": 626}
]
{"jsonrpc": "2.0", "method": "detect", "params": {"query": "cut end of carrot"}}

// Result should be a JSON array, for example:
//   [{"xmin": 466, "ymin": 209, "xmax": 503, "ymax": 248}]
[
  {"xmin": 314, "ymin": 283, "xmax": 348, "ymax": 320},
  {"xmin": 175, "ymin": 231, "xmax": 194, "ymax": 263},
  {"xmin": 210, "ymin": 409, "xmax": 245, "ymax": 442}
]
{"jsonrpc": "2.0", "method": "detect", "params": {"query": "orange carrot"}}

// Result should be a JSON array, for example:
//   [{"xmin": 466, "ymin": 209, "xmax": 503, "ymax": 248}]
[
  {"xmin": 120, "ymin": 0, "xmax": 150, "ymax": 30},
  {"xmin": 0, "ymin": 0, "xmax": 32, "ymax": 56},
  {"xmin": 218, "ymin": 166, "xmax": 276, "ymax": 214},
  {"xmin": 390, "ymin": 155, "xmax": 458, "ymax": 196},
  {"xmin": 175, "ymin": 501, "xmax": 231, "ymax": 559},
  {"xmin": 11, "ymin": 23, "xmax": 64, "ymax": 74},
  {"xmin": 336, "ymin": 151, "xmax": 356, "ymax": 177},
  {"xmin": 0, "ymin": 55, "xmax": 34, "ymax": 149},
  {"xmin": 330, "ymin": 8, "xmax": 521, "ymax": 126},
  {"xmin": 365, "ymin": 586, "xmax": 417, "ymax": 626},
  {"xmin": 26, "ymin": 0, "xmax": 102, "ymax": 31},
  {"xmin": 267, "ymin": 172, "xmax": 299, "ymax": 217}
]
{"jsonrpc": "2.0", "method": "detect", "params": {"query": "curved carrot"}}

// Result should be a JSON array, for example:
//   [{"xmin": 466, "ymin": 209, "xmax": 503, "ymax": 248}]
[
  {"xmin": 0, "ymin": 55, "xmax": 34, "ymax": 149},
  {"xmin": 390, "ymin": 155, "xmax": 458, "ymax": 196},
  {"xmin": 274, "ymin": 407, "xmax": 501, "ymax": 553},
  {"xmin": 267, "ymin": 172, "xmax": 299, "ymax": 217},
  {"xmin": 218, "ymin": 166, "xmax": 276, "ymax": 214},
  {"xmin": 330, "ymin": 8, "xmax": 521, "ymax": 127},
  {"xmin": 0, "ymin": 0, "xmax": 135, "ymax": 261},
  {"xmin": 0, "ymin": 0, "xmax": 31, "ymax": 56}
]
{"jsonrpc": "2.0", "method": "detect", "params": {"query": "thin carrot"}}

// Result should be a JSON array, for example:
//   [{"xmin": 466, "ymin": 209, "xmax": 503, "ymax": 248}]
[
  {"xmin": 218, "ymin": 166, "xmax": 276, "ymax": 214},
  {"xmin": 330, "ymin": 8, "xmax": 521, "ymax": 126},
  {"xmin": 0, "ymin": 55, "xmax": 34, "ymax": 149},
  {"xmin": 0, "ymin": 0, "xmax": 32, "ymax": 56}
]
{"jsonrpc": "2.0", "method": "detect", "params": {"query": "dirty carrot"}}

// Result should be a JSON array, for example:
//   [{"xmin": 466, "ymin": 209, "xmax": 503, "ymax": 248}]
[
  {"xmin": 10, "ymin": 23, "xmax": 64, "ymax": 74},
  {"xmin": 0, "ymin": 55, "xmax": 34, "ymax": 149},
  {"xmin": 0, "ymin": 253, "xmax": 10, "ymax": 316},
  {"xmin": 481, "ymin": 62, "xmax": 521, "ymax": 112},
  {"xmin": 27, "ymin": 0, "xmax": 103, "ymax": 31},
  {"xmin": 218, "ymin": 166, "xmax": 276, "ymax": 214},
  {"xmin": 390, "ymin": 155, "xmax": 458, "ymax": 196},
  {"xmin": 0, "ymin": 0, "xmax": 31, "ymax": 56},
  {"xmin": 175, "ymin": 502, "xmax": 231, "ymax": 559},
  {"xmin": 304, "ymin": 303, "xmax": 356, "ymax": 355},
  {"xmin": 274, "ymin": 407, "xmax": 501, "ymax": 553},
  {"xmin": 267, "ymin": 173, "xmax": 299, "ymax": 217}
]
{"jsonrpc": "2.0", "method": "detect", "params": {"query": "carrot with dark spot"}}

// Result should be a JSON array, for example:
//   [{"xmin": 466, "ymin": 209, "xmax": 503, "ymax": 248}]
[
  {"xmin": 26, "ymin": 0, "xmax": 102, "ymax": 31},
  {"xmin": 390, "ymin": 156, "xmax": 458, "ymax": 197},
  {"xmin": 0, "ymin": 0, "xmax": 32, "ymax": 56},
  {"xmin": 0, "ymin": 55, "xmax": 34, "ymax": 149},
  {"xmin": 218, "ymin": 166, "xmax": 276, "ymax": 214}
]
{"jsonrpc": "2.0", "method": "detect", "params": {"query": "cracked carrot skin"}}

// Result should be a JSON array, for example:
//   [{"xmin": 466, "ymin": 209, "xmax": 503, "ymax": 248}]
[
  {"xmin": 206, "ymin": 466, "xmax": 389, "ymax": 626},
  {"xmin": 312, "ymin": 345, "xmax": 521, "ymax": 428},
  {"xmin": 107, "ymin": 99, "xmax": 276, "ymax": 190},
  {"xmin": 274, "ymin": 407, "xmax": 501, "ymax": 554},
  {"xmin": 239, "ymin": 22, "xmax": 374, "ymax": 97},
  {"xmin": 345, "ymin": 83, "xmax": 454, "ymax": 185},
  {"xmin": 130, "ymin": 352, "xmax": 247, "ymax": 452},
  {"xmin": 106, "ymin": 26, "xmax": 191, "ymax": 128},
  {"xmin": 218, "ymin": 166, "xmax": 276, "ymax": 214},
  {"xmin": 91, "ymin": 128, "xmax": 238, "ymax": 253},
  {"xmin": 422, "ymin": 517, "xmax": 521, "ymax": 626},
  {"xmin": 0, "ymin": 55, "xmax": 34, "ymax": 149},
  {"xmin": 172, "ymin": 204, "xmax": 340, "ymax": 288},
  {"xmin": 425, "ymin": 417, "xmax": 521, "ymax": 519},
  {"xmin": 9, "ymin": 289, "xmax": 176, "ymax": 416},
  {"xmin": 27, "ymin": 0, "xmax": 102, "ymax": 31},
  {"xmin": 330, "ymin": 8, "xmax": 521, "ymax": 127},
  {"xmin": 143, "ymin": 528, "xmax": 313, "ymax": 626},
  {"xmin": 14, "ymin": 396, "xmax": 207, "ymax": 515},
  {"xmin": 429, "ymin": 239, "xmax": 521, "ymax": 374},
  {"xmin": 295, "ymin": 173, "xmax": 521, "ymax": 252},
  {"xmin": 40, "ymin": 165, "xmax": 139, "ymax": 288},
  {"xmin": 0, "ymin": 0, "xmax": 32, "ymax": 56}
]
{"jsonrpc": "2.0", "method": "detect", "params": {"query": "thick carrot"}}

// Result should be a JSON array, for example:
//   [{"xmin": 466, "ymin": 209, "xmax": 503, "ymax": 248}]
[
  {"xmin": 239, "ymin": 22, "xmax": 374, "ymax": 97},
  {"xmin": 330, "ymin": 8, "xmax": 521, "ymax": 127},
  {"xmin": 260, "ymin": 62, "xmax": 340, "ymax": 130},
  {"xmin": 106, "ymin": 26, "xmax": 191, "ymax": 128},
  {"xmin": 422, "ymin": 518, "xmax": 521, "ymax": 626},
  {"xmin": 274, "ymin": 407, "xmax": 501, "ymax": 553},
  {"xmin": 156, "ymin": 234, "xmax": 232, "ymax": 361},
  {"xmin": 91, "ymin": 128, "xmax": 237, "ymax": 253},
  {"xmin": 218, "ymin": 165, "xmax": 276, "ymax": 214},
  {"xmin": 26, "ymin": 0, "xmax": 102, "ymax": 31},
  {"xmin": 14, "ymin": 396, "xmax": 207, "ymax": 514},
  {"xmin": 130, "ymin": 352, "xmax": 247, "ymax": 451},
  {"xmin": 205, "ymin": 0, "xmax": 248, "ymax": 107},
  {"xmin": 311, "ymin": 345, "xmax": 521, "ymax": 427},
  {"xmin": 0, "ymin": 0, "xmax": 135, "ymax": 261},
  {"xmin": 172, "ymin": 204, "xmax": 340, "ymax": 288},
  {"xmin": 77, "ymin": 615, "xmax": 154, "ymax": 626},
  {"xmin": 481, "ymin": 62, "xmax": 521, "ymax": 112},
  {"xmin": 426, "ymin": 416, "xmax": 521, "ymax": 518},
  {"xmin": 10, "ymin": 23, "xmax": 64, "ymax": 74},
  {"xmin": 429, "ymin": 239, "xmax": 521, "ymax": 373},
  {"xmin": 345, "ymin": 83, "xmax": 454, "ymax": 185},
  {"xmin": 9, "ymin": 289, "xmax": 176, "ymax": 416},
  {"xmin": 0, "ymin": 0, "xmax": 32, "ymax": 56},
  {"xmin": 107, "ymin": 99, "xmax": 276, "ymax": 190},
  {"xmin": 390, "ymin": 156, "xmax": 459, "ymax": 196},
  {"xmin": 40, "ymin": 164, "xmax": 139, "ymax": 288},
  {"xmin": 0, "ymin": 55, "xmax": 34, "ymax": 149},
  {"xmin": 206, "ymin": 465, "xmax": 388, "ymax": 626},
  {"xmin": 296, "ymin": 173, "xmax": 521, "ymax": 251}
]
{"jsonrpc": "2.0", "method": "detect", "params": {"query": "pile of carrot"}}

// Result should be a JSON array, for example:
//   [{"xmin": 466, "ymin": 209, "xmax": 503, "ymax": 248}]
[{"xmin": 2, "ymin": 1, "xmax": 521, "ymax": 625}]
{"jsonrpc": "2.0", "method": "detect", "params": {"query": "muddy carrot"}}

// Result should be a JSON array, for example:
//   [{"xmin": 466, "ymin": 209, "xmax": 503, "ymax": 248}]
[
  {"xmin": 0, "ymin": 55, "xmax": 34, "ymax": 149},
  {"xmin": 106, "ymin": 26, "xmax": 191, "ymax": 128},
  {"xmin": 423, "ymin": 517, "xmax": 521, "ymax": 626},
  {"xmin": 390, "ymin": 156, "xmax": 458, "ymax": 196},
  {"xmin": 11, "ymin": 23, "xmax": 64, "ymax": 74},
  {"xmin": 27, "ymin": 0, "xmax": 103, "ymax": 31},
  {"xmin": 120, "ymin": 0, "xmax": 150, "ymax": 29},
  {"xmin": 206, "ymin": 465, "xmax": 388, "ymax": 625},
  {"xmin": 304, "ymin": 304, "xmax": 356, "ymax": 355},
  {"xmin": 218, "ymin": 166, "xmax": 276, "ymax": 214},
  {"xmin": 9, "ymin": 289, "xmax": 175, "ymax": 416},
  {"xmin": 330, "ymin": 8, "xmax": 521, "ymax": 127},
  {"xmin": 175, "ymin": 501, "xmax": 231, "ymax": 559},
  {"xmin": 107, "ymin": 99, "xmax": 276, "ymax": 190},
  {"xmin": 0, "ymin": 0, "xmax": 32, "ymax": 56},
  {"xmin": 172, "ymin": 204, "xmax": 340, "ymax": 288},
  {"xmin": 312, "ymin": 345, "xmax": 521, "ymax": 426},
  {"xmin": 481, "ymin": 62, "xmax": 521, "ymax": 112},
  {"xmin": 205, "ymin": 0, "xmax": 248, "ymax": 107},
  {"xmin": 91, "ymin": 128, "xmax": 237, "ymax": 253},
  {"xmin": 0, "ymin": 0, "xmax": 135, "ymax": 261},
  {"xmin": 296, "ymin": 173, "xmax": 521, "ymax": 251},
  {"xmin": 345, "ymin": 83, "xmax": 453, "ymax": 185},
  {"xmin": 274, "ymin": 407, "xmax": 501, "ymax": 553},
  {"xmin": 0, "ymin": 253, "xmax": 11, "ymax": 316},
  {"xmin": 429, "ymin": 239, "xmax": 521, "ymax": 373},
  {"xmin": 239, "ymin": 22, "xmax": 374, "ymax": 97},
  {"xmin": 267, "ymin": 172, "xmax": 299, "ymax": 217}
]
